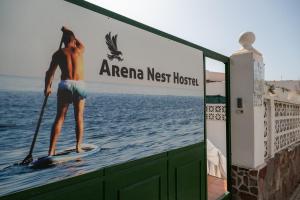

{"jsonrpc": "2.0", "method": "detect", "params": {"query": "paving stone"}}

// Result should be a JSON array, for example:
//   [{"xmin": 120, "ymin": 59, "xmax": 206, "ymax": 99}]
[
  {"xmin": 239, "ymin": 192, "xmax": 257, "ymax": 200},
  {"xmin": 232, "ymin": 144, "xmax": 300, "ymax": 200}
]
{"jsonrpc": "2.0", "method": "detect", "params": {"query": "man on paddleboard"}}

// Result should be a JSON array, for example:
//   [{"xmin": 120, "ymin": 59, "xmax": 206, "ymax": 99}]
[{"xmin": 44, "ymin": 26, "xmax": 86, "ymax": 156}]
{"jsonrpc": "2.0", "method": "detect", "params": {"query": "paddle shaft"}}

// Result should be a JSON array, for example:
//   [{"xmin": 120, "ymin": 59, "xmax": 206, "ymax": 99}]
[
  {"xmin": 27, "ymin": 95, "xmax": 49, "ymax": 155},
  {"xmin": 26, "ymin": 33, "xmax": 64, "ymax": 158}
]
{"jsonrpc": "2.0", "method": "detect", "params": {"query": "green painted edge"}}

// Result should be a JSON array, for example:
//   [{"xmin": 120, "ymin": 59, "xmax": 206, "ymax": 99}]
[
  {"xmin": 225, "ymin": 61, "xmax": 232, "ymax": 198},
  {"xmin": 217, "ymin": 191, "xmax": 231, "ymax": 200},
  {"xmin": 64, "ymin": 0, "xmax": 229, "ymax": 63},
  {"xmin": 206, "ymin": 95, "xmax": 226, "ymax": 104},
  {"xmin": 106, "ymin": 143, "xmax": 202, "ymax": 175},
  {"xmin": 104, "ymin": 151, "xmax": 167, "ymax": 175},
  {"xmin": 167, "ymin": 142, "xmax": 201, "ymax": 156}
]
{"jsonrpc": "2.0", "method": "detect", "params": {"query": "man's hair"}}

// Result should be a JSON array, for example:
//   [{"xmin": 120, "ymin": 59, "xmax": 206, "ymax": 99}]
[{"xmin": 62, "ymin": 32, "xmax": 75, "ymax": 46}]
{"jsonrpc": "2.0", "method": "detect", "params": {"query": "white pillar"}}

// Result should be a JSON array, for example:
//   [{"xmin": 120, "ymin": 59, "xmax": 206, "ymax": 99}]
[{"xmin": 230, "ymin": 32, "xmax": 265, "ymax": 168}]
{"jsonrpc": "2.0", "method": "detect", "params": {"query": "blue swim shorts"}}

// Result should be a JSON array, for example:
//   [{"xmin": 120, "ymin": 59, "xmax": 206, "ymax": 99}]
[{"xmin": 57, "ymin": 80, "xmax": 87, "ymax": 103}]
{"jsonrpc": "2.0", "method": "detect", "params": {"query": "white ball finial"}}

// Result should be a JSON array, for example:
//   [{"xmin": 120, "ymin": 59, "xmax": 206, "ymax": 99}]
[{"xmin": 239, "ymin": 32, "xmax": 255, "ymax": 50}]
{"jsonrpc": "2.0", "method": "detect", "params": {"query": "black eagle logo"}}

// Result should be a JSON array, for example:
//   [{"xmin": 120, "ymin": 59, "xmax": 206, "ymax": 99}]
[{"xmin": 105, "ymin": 32, "xmax": 123, "ymax": 61}]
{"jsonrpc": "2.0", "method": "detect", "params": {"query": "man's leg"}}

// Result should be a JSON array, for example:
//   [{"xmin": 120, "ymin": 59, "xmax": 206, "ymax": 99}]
[
  {"xmin": 48, "ymin": 99, "xmax": 69, "ymax": 156},
  {"xmin": 73, "ymin": 99, "xmax": 85, "ymax": 153}
]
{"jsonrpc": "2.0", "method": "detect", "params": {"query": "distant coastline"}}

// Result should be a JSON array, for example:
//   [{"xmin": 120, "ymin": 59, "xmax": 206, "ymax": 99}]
[
  {"xmin": 0, "ymin": 74, "xmax": 204, "ymax": 97},
  {"xmin": 0, "ymin": 73, "xmax": 44, "ymax": 80}
]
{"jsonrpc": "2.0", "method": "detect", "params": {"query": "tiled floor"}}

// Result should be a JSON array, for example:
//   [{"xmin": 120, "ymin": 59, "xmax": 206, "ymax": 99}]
[{"xmin": 207, "ymin": 175, "xmax": 227, "ymax": 200}]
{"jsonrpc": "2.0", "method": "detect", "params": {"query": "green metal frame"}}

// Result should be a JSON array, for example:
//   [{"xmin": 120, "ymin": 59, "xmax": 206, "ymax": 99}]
[
  {"xmin": 0, "ymin": 0, "xmax": 232, "ymax": 199},
  {"xmin": 203, "ymin": 58, "xmax": 231, "ymax": 200},
  {"xmin": 225, "ymin": 61, "xmax": 232, "ymax": 198}
]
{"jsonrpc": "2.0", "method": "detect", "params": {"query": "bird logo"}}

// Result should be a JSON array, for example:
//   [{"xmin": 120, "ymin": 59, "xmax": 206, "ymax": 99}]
[{"xmin": 105, "ymin": 32, "xmax": 123, "ymax": 61}]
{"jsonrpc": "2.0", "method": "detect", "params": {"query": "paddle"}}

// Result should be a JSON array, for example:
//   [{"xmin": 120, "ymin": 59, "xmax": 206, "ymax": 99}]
[{"xmin": 21, "ymin": 31, "xmax": 64, "ymax": 165}]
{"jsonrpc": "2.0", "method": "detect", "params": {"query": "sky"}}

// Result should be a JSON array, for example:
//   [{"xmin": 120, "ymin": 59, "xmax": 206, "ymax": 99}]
[{"xmin": 86, "ymin": 0, "xmax": 300, "ymax": 81}]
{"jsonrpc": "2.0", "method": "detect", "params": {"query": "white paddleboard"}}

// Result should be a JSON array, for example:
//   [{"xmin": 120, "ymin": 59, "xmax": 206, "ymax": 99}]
[{"xmin": 32, "ymin": 144, "xmax": 100, "ymax": 167}]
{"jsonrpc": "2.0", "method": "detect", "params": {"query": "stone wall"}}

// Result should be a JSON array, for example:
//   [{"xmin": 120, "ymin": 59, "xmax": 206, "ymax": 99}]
[{"xmin": 232, "ymin": 142, "xmax": 300, "ymax": 200}]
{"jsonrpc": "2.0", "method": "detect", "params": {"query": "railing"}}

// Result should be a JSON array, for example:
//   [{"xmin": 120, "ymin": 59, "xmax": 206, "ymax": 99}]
[
  {"xmin": 206, "ymin": 93, "xmax": 300, "ymax": 162},
  {"xmin": 263, "ymin": 99, "xmax": 271, "ymax": 159},
  {"xmin": 206, "ymin": 104, "xmax": 226, "ymax": 121},
  {"xmin": 263, "ymin": 97, "xmax": 300, "ymax": 160}
]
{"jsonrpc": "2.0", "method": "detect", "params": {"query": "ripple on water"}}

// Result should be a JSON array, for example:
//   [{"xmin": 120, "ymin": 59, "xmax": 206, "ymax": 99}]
[{"xmin": 0, "ymin": 91, "xmax": 204, "ymax": 196}]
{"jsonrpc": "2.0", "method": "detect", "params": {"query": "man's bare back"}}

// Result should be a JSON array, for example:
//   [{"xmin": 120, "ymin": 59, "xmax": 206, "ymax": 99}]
[
  {"xmin": 61, "ymin": 47, "xmax": 84, "ymax": 80},
  {"xmin": 47, "ymin": 36, "xmax": 85, "ymax": 87}
]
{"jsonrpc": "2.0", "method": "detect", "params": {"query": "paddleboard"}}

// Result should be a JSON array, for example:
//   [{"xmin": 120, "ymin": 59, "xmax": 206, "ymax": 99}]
[{"xmin": 31, "ymin": 144, "xmax": 100, "ymax": 168}]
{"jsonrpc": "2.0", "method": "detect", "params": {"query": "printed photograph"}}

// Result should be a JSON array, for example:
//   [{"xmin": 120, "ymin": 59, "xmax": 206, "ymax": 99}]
[{"xmin": 0, "ymin": 0, "xmax": 204, "ymax": 196}]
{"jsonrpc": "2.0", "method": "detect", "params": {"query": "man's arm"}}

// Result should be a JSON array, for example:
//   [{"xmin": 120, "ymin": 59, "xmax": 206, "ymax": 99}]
[
  {"xmin": 44, "ymin": 53, "xmax": 59, "ymax": 96},
  {"xmin": 75, "ymin": 37, "xmax": 85, "ymax": 52},
  {"xmin": 61, "ymin": 26, "xmax": 84, "ymax": 51}
]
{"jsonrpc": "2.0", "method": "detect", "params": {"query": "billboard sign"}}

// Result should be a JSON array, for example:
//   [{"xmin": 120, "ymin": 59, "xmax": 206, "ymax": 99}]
[{"xmin": 0, "ymin": 0, "xmax": 204, "ymax": 195}]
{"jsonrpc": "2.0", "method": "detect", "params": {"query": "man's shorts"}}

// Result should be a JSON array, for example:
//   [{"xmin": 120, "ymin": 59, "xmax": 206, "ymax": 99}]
[{"xmin": 57, "ymin": 80, "xmax": 87, "ymax": 104}]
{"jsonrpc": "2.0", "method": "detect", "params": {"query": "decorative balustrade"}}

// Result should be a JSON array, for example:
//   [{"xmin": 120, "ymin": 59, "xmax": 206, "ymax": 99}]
[
  {"xmin": 263, "ymin": 98, "xmax": 300, "ymax": 160},
  {"xmin": 263, "ymin": 99, "xmax": 271, "ymax": 159},
  {"xmin": 206, "ymin": 104, "xmax": 226, "ymax": 121},
  {"xmin": 206, "ymin": 93, "xmax": 300, "ymax": 162}
]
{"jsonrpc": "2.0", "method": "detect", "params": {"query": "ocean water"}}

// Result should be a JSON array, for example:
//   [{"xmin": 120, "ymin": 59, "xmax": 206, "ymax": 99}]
[{"xmin": 0, "ymin": 75, "xmax": 204, "ymax": 196}]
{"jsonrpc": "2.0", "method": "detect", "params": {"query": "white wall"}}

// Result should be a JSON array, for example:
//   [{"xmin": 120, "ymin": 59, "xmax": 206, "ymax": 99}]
[
  {"xmin": 206, "ymin": 81, "xmax": 226, "ymax": 157},
  {"xmin": 206, "ymin": 81, "xmax": 225, "ymax": 96},
  {"xmin": 207, "ymin": 120, "xmax": 226, "ymax": 156}
]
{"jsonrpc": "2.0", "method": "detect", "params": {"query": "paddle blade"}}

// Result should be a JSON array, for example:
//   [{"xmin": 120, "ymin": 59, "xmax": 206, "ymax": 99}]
[{"xmin": 21, "ymin": 154, "xmax": 33, "ymax": 165}]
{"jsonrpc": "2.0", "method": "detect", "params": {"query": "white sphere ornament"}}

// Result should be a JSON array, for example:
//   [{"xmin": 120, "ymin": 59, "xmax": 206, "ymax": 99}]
[{"xmin": 239, "ymin": 32, "xmax": 255, "ymax": 50}]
